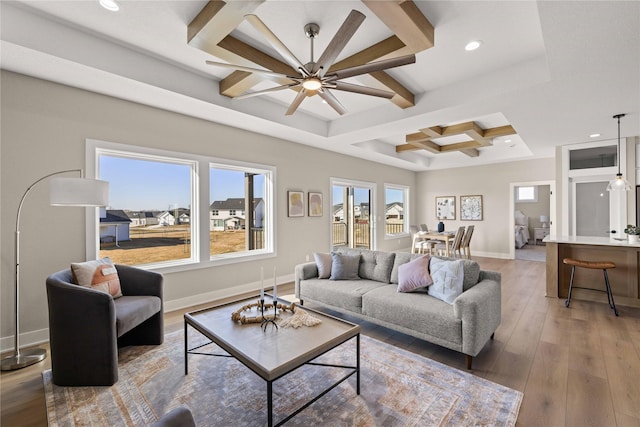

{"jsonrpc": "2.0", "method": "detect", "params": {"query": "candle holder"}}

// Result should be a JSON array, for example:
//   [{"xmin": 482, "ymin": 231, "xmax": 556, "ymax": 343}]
[{"xmin": 261, "ymin": 297, "xmax": 278, "ymax": 331}]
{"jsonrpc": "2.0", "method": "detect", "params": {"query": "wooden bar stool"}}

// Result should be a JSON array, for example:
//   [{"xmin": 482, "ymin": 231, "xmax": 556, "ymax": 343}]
[{"xmin": 563, "ymin": 258, "xmax": 619, "ymax": 316}]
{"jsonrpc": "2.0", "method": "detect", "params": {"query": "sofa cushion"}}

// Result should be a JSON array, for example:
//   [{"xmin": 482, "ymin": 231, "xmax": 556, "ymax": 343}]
[
  {"xmin": 330, "ymin": 253, "xmax": 361, "ymax": 280},
  {"xmin": 114, "ymin": 295, "xmax": 162, "ymax": 337},
  {"xmin": 432, "ymin": 256, "xmax": 481, "ymax": 291},
  {"xmin": 390, "ymin": 252, "xmax": 424, "ymax": 284},
  {"xmin": 313, "ymin": 252, "xmax": 332, "ymax": 279},
  {"xmin": 428, "ymin": 257, "xmax": 464, "ymax": 304},
  {"xmin": 299, "ymin": 278, "xmax": 386, "ymax": 313},
  {"xmin": 362, "ymin": 285, "xmax": 462, "ymax": 346},
  {"xmin": 355, "ymin": 250, "xmax": 396, "ymax": 283},
  {"xmin": 71, "ymin": 257, "xmax": 122, "ymax": 298},
  {"xmin": 397, "ymin": 255, "xmax": 432, "ymax": 293}
]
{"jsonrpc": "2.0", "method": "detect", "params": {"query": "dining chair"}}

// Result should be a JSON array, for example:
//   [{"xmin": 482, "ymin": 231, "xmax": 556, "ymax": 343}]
[
  {"xmin": 411, "ymin": 225, "xmax": 431, "ymax": 254},
  {"xmin": 461, "ymin": 225, "xmax": 475, "ymax": 259},
  {"xmin": 434, "ymin": 226, "xmax": 465, "ymax": 257}
]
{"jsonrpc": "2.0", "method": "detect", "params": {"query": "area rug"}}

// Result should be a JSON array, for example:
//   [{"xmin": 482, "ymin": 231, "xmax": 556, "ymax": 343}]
[{"xmin": 43, "ymin": 330, "xmax": 522, "ymax": 426}]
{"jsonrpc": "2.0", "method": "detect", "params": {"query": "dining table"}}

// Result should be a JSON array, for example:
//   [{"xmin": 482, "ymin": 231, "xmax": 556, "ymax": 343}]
[{"xmin": 412, "ymin": 231, "xmax": 455, "ymax": 256}]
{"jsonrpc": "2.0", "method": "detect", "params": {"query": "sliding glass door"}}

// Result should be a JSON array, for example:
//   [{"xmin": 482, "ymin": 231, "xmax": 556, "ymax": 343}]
[{"xmin": 331, "ymin": 179, "xmax": 375, "ymax": 250}]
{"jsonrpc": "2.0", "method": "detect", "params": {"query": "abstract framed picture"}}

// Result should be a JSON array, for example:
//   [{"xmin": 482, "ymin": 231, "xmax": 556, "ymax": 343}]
[
  {"xmin": 287, "ymin": 191, "xmax": 304, "ymax": 217},
  {"xmin": 460, "ymin": 195, "xmax": 483, "ymax": 221},
  {"xmin": 435, "ymin": 196, "xmax": 456, "ymax": 220},
  {"xmin": 308, "ymin": 191, "xmax": 323, "ymax": 217}
]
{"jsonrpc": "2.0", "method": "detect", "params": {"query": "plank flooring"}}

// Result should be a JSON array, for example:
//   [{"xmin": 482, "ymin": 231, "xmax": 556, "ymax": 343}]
[{"xmin": 1, "ymin": 256, "xmax": 639, "ymax": 426}]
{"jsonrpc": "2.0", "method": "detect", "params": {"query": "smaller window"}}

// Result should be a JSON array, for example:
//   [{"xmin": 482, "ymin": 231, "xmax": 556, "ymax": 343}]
[
  {"xmin": 385, "ymin": 184, "xmax": 409, "ymax": 236},
  {"xmin": 212, "ymin": 209, "xmax": 219, "ymax": 216},
  {"xmin": 516, "ymin": 186, "xmax": 537, "ymax": 202},
  {"xmin": 230, "ymin": 209, "xmax": 236, "ymax": 216}
]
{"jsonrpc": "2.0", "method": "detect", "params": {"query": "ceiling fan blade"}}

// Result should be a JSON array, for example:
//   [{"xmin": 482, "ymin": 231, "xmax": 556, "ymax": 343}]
[
  {"xmin": 236, "ymin": 83, "xmax": 300, "ymax": 100},
  {"xmin": 312, "ymin": 10, "xmax": 366, "ymax": 77},
  {"xmin": 318, "ymin": 89, "xmax": 347, "ymax": 115},
  {"xmin": 332, "ymin": 81, "xmax": 394, "ymax": 99},
  {"xmin": 327, "ymin": 54, "xmax": 416, "ymax": 80},
  {"xmin": 205, "ymin": 60, "xmax": 297, "ymax": 80},
  {"xmin": 245, "ymin": 14, "xmax": 308, "ymax": 74},
  {"xmin": 285, "ymin": 88, "xmax": 308, "ymax": 116}
]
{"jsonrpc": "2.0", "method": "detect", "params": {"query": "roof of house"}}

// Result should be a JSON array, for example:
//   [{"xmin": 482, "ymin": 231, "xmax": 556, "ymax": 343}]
[
  {"xmin": 210, "ymin": 198, "xmax": 263, "ymax": 210},
  {"xmin": 100, "ymin": 210, "xmax": 132, "ymax": 223}
]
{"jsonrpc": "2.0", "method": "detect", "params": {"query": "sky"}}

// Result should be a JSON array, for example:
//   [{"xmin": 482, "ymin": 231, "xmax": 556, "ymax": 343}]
[
  {"xmin": 100, "ymin": 155, "xmax": 397, "ymax": 211},
  {"xmin": 99, "ymin": 156, "xmax": 264, "ymax": 211}
]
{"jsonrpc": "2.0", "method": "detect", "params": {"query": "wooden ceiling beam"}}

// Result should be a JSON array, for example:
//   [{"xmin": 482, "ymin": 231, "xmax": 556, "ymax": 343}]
[
  {"xmin": 362, "ymin": 0, "xmax": 434, "ymax": 52},
  {"xmin": 484, "ymin": 125, "xmax": 517, "ymax": 138},
  {"xmin": 439, "ymin": 140, "xmax": 482, "ymax": 152},
  {"xmin": 460, "ymin": 149, "xmax": 480, "ymax": 157},
  {"xmin": 407, "ymin": 139, "xmax": 441, "ymax": 154},
  {"xmin": 395, "ymin": 144, "xmax": 420, "ymax": 152},
  {"xmin": 419, "ymin": 126, "xmax": 444, "ymax": 138}
]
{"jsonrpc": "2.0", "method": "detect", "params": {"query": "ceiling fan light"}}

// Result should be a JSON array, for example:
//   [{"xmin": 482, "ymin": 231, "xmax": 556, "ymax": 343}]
[{"xmin": 302, "ymin": 78, "xmax": 322, "ymax": 91}]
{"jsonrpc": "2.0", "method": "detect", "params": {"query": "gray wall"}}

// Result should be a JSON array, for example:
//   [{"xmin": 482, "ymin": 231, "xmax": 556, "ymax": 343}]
[
  {"xmin": 1, "ymin": 71, "xmax": 416, "ymax": 347},
  {"xmin": 416, "ymin": 159, "xmax": 556, "ymax": 257}
]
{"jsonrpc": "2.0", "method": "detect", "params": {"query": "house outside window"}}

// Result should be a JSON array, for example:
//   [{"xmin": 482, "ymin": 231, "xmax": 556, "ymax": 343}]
[
  {"xmin": 88, "ymin": 139, "xmax": 275, "ymax": 270},
  {"xmin": 385, "ymin": 184, "xmax": 409, "ymax": 237}
]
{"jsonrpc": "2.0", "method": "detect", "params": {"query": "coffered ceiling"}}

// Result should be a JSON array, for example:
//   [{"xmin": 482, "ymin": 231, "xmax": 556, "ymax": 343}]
[{"xmin": 1, "ymin": 1, "xmax": 638, "ymax": 171}]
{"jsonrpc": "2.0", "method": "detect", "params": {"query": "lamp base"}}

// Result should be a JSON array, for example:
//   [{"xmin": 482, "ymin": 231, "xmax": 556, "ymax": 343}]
[{"xmin": 0, "ymin": 348, "xmax": 47, "ymax": 371}]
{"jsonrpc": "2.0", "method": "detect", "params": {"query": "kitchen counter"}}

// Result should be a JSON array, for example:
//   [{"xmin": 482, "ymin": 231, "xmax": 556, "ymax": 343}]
[{"xmin": 544, "ymin": 235, "xmax": 640, "ymax": 308}]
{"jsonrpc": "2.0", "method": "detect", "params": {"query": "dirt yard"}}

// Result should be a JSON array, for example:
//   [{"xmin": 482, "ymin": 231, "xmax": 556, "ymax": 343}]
[{"xmin": 100, "ymin": 226, "xmax": 246, "ymax": 265}]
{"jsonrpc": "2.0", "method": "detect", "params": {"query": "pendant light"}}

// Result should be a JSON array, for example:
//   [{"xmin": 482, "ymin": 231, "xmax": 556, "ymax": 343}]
[{"xmin": 606, "ymin": 113, "xmax": 631, "ymax": 191}]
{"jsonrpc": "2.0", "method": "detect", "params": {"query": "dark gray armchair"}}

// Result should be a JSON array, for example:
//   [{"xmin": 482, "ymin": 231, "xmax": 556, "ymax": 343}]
[{"xmin": 46, "ymin": 264, "xmax": 163, "ymax": 386}]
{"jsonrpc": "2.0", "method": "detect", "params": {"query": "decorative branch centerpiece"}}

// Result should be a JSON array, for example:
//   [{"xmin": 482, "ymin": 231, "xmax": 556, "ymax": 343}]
[{"xmin": 230, "ymin": 266, "xmax": 322, "ymax": 329}]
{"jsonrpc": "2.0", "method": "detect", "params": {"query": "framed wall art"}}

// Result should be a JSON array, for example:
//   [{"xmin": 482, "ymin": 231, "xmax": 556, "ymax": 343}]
[
  {"xmin": 308, "ymin": 191, "xmax": 323, "ymax": 217},
  {"xmin": 460, "ymin": 195, "xmax": 483, "ymax": 221},
  {"xmin": 287, "ymin": 191, "xmax": 304, "ymax": 217},
  {"xmin": 436, "ymin": 196, "xmax": 456, "ymax": 220}
]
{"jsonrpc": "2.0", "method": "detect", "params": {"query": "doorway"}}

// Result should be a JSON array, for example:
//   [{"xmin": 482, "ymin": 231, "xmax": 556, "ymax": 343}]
[
  {"xmin": 330, "ymin": 178, "xmax": 375, "ymax": 250},
  {"xmin": 510, "ymin": 181, "xmax": 556, "ymax": 260}
]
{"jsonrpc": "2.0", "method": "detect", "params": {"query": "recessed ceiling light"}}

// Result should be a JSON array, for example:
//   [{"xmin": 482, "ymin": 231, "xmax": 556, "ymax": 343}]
[
  {"xmin": 504, "ymin": 139, "xmax": 512, "ymax": 143},
  {"xmin": 465, "ymin": 40, "xmax": 482, "ymax": 51},
  {"xmin": 590, "ymin": 133, "xmax": 601, "ymax": 138},
  {"xmin": 99, "ymin": 0, "xmax": 119, "ymax": 12}
]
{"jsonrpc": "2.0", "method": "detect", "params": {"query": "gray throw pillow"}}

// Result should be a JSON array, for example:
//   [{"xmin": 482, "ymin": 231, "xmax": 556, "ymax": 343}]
[
  {"xmin": 313, "ymin": 252, "xmax": 332, "ymax": 279},
  {"xmin": 330, "ymin": 252, "xmax": 361, "ymax": 280}
]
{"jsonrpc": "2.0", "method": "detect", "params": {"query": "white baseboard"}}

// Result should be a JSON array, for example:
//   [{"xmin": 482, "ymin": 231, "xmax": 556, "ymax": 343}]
[{"xmin": 0, "ymin": 328, "xmax": 50, "ymax": 354}]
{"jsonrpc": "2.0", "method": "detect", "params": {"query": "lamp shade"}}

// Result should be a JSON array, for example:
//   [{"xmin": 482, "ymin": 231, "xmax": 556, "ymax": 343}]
[
  {"xmin": 49, "ymin": 177, "xmax": 109, "ymax": 206},
  {"xmin": 539, "ymin": 215, "xmax": 549, "ymax": 223},
  {"xmin": 606, "ymin": 173, "xmax": 632, "ymax": 191}
]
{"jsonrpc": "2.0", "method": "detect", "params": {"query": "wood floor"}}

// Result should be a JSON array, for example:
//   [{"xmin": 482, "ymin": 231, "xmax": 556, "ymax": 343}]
[{"xmin": 2, "ymin": 256, "xmax": 639, "ymax": 426}]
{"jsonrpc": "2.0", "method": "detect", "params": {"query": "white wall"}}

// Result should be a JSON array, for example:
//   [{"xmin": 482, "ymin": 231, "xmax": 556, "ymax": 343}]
[
  {"xmin": 416, "ymin": 159, "xmax": 556, "ymax": 258},
  {"xmin": 0, "ymin": 71, "xmax": 416, "ymax": 348}
]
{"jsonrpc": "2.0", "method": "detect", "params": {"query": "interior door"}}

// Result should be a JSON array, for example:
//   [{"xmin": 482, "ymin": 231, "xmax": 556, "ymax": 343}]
[
  {"xmin": 570, "ymin": 177, "xmax": 623, "ymax": 237},
  {"xmin": 331, "ymin": 180, "xmax": 374, "ymax": 250}
]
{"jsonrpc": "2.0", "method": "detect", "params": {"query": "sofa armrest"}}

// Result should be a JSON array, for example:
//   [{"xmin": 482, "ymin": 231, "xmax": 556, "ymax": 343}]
[
  {"xmin": 453, "ymin": 275, "xmax": 501, "ymax": 357},
  {"xmin": 116, "ymin": 264, "xmax": 163, "ymax": 300},
  {"xmin": 294, "ymin": 262, "xmax": 319, "ymax": 298}
]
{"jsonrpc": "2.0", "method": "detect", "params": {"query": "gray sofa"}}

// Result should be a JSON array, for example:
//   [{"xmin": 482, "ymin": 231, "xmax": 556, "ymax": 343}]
[{"xmin": 295, "ymin": 249, "xmax": 501, "ymax": 369}]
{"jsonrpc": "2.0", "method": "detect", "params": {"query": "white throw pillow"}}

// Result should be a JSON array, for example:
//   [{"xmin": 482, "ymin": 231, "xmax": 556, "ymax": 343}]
[{"xmin": 428, "ymin": 257, "xmax": 464, "ymax": 304}]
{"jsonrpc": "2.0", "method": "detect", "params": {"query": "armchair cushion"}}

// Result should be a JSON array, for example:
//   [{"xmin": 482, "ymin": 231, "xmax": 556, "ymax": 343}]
[
  {"xmin": 115, "ymin": 296, "xmax": 162, "ymax": 337},
  {"xmin": 71, "ymin": 257, "xmax": 122, "ymax": 298}
]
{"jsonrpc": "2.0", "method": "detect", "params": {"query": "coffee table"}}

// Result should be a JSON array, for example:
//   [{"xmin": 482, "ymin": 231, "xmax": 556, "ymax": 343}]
[{"xmin": 184, "ymin": 295, "xmax": 360, "ymax": 426}]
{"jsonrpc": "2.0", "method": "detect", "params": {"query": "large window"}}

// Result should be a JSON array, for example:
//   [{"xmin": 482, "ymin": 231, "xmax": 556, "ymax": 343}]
[
  {"xmin": 515, "ymin": 186, "xmax": 537, "ymax": 202},
  {"xmin": 385, "ymin": 184, "xmax": 409, "ymax": 237},
  {"xmin": 88, "ymin": 140, "xmax": 275, "ymax": 270},
  {"xmin": 210, "ymin": 165, "xmax": 270, "ymax": 257}
]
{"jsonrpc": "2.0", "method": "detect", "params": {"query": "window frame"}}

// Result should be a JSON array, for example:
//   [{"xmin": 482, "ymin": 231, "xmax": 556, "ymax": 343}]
[
  {"xmin": 86, "ymin": 139, "xmax": 276, "ymax": 273},
  {"xmin": 384, "ymin": 183, "xmax": 410, "ymax": 239}
]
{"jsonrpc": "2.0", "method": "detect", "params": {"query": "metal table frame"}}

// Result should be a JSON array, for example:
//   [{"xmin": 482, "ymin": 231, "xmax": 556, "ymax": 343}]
[{"xmin": 184, "ymin": 298, "xmax": 360, "ymax": 427}]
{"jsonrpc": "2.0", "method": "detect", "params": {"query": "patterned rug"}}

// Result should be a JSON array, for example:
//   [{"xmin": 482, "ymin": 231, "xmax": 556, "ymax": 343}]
[{"xmin": 43, "ymin": 330, "xmax": 522, "ymax": 426}]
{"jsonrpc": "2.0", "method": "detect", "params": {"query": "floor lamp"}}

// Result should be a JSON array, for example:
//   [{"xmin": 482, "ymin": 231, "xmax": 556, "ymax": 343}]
[{"xmin": 0, "ymin": 169, "xmax": 109, "ymax": 371}]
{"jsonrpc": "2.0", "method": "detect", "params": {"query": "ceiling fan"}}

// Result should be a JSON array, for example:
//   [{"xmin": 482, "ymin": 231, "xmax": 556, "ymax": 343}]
[{"xmin": 206, "ymin": 10, "xmax": 416, "ymax": 116}]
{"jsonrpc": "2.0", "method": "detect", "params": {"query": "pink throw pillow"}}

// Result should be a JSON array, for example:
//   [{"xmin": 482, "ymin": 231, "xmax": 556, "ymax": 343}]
[{"xmin": 397, "ymin": 255, "xmax": 433, "ymax": 293}]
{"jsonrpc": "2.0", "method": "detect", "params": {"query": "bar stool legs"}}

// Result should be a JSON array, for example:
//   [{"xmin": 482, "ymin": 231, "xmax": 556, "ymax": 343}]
[{"xmin": 563, "ymin": 258, "xmax": 619, "ymax": 316}]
